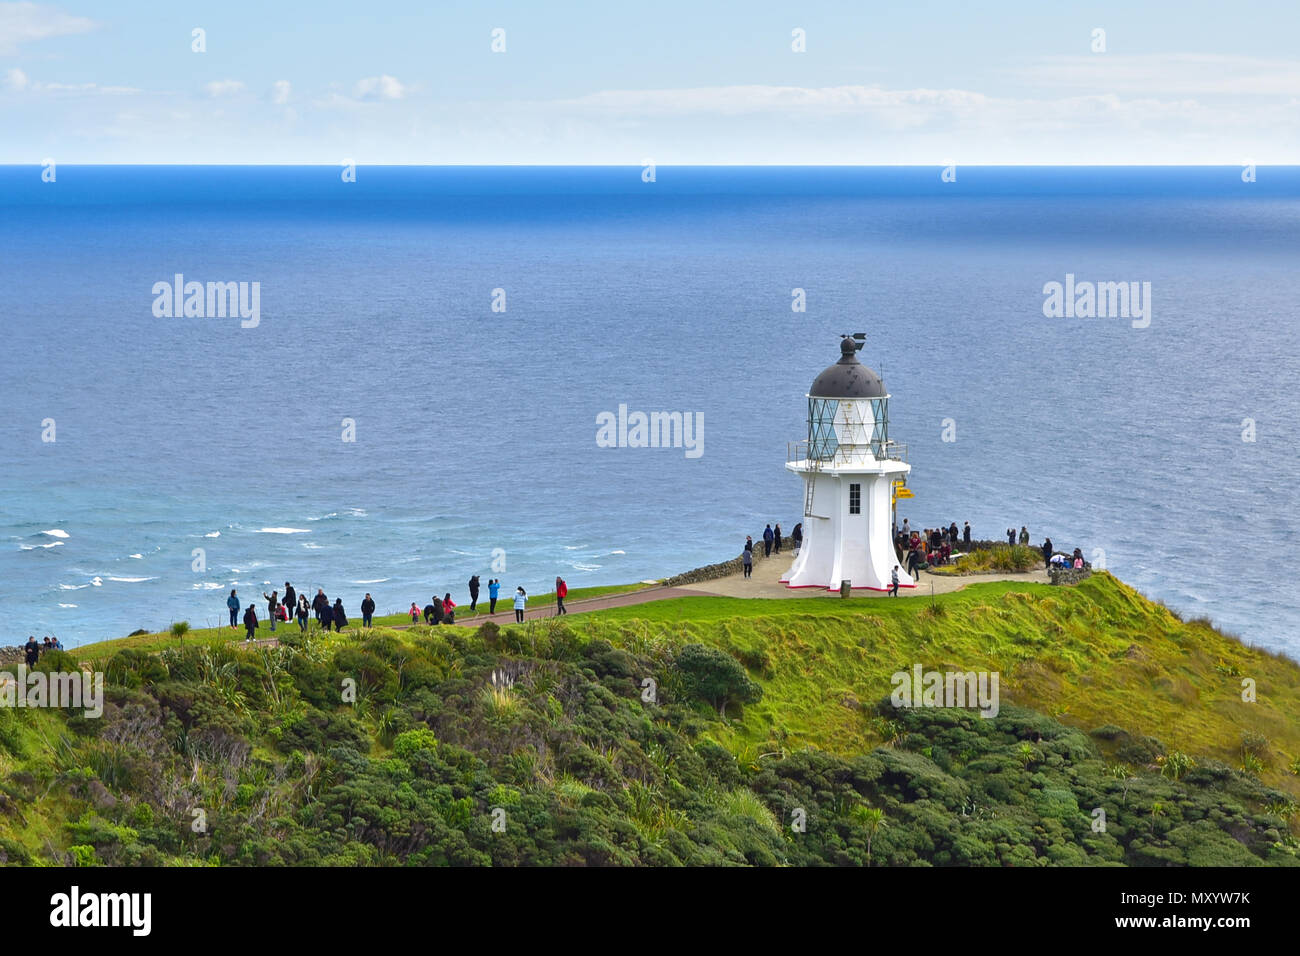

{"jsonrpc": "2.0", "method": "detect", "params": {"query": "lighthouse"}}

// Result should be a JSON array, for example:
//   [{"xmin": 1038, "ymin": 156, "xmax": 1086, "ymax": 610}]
[{"xmin": 782, "ymin": 334, "xmax": 914, "ymax": 592}]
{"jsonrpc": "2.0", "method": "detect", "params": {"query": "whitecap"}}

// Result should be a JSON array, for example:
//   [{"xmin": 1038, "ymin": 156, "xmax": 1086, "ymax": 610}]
[
  {"xmin": 192, "ymin": 582, "xmax": 224, "ymax": 590},
  {"xmin": 91, "ymin": 577, "xmax": 103, "ymax": 587},
  {"xmin": 609, "ymin": 550, "xmax": 626, "ymax": 555},
  {"xmin": 107, "ymin": 576, "xmax": 155, "ymax": 583},
  {"xmin": 42, "ymin": 529, "xmax": 70, "ymax": 539},
  {"xmin": 572, "ymin": 562, "xmax": 601, "ymax": 571},
  {"xmin": 254, "ymin": 527, "xmax": 311, "ymax": 534},
  {"xmin": 58, "ymin": 603, "xmax": 78, "ymax": 608},
  {"xmin": 21, "ymin": 541, "xmax": 63, "ymax": 550},
  {"xmin": 301, "ymin": 542, "xmax": 324, "ymax": 550},
  {"xmin": 58, "ymin": 583, "xmax": 89, "ymax": 590},
  {"xmin": 352, "ymin": 578, "xmax": 389, "ymax": 584},
  {"xmin": 204, "ymin": 531, "xmax": 221, "ymax": 538},
  {"xmin": 129, "ymin": 553, "xmax": 143, "ymax": 559}
]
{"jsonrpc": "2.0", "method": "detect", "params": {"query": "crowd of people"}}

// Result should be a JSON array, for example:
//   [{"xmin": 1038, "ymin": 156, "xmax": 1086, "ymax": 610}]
[
  {"xmin": 21, "ymin": 635, "xmax": 64, "ymax": 665},
  {"xmin": 895, "ymin": 519, "xmax": 971, "ymax": 574},
  {"xmin": 893, "ymin": 520, "xmax": 1089, "ymax": 576},
  {"xmin": 223, "ymin": 573, "xmax": 571, "ymax": 642}
]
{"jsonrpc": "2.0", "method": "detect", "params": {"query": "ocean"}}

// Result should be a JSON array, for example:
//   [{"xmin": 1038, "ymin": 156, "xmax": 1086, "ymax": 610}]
[{"xmin": 1, "ymin": 166, "xmax": 1297, "ymax": 651}]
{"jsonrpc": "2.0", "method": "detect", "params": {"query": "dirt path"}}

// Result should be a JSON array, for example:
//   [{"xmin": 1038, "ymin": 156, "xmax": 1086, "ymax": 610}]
[
  {"xmin": 674, "ymin": 552, "xmax": 1049, "ymax": 599},
  {"xmin": 228, "ymin": 558, "xmax": 1047, "ymax": 650},
  {"xmin": 230, "ymin": 584, "xmax": 719, "ymax": 647}
]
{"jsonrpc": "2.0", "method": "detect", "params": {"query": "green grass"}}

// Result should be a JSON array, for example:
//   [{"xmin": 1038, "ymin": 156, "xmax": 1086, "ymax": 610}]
[
  {"xmin": 66, "ymin": 571, "xmax": 1300, "ymax": 800},
  {"xmin": 13, "ymin": 567, "xmax": 1300, "ymax": 865},
  {"xmin": 565, "ymin": 573, "xmax": 1300, "ymax": 799}
]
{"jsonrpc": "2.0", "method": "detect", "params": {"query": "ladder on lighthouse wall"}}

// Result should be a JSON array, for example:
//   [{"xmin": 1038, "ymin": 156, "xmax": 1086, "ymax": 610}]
[{"xmin": 804, "ymin": 476, "xmax": 816, "ymax": 516}]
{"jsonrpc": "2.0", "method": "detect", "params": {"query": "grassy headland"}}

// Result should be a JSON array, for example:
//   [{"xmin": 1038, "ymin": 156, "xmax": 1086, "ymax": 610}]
[{"xmin": 1, "ymin": 571, "xmax": 1297, "ymax": 866}]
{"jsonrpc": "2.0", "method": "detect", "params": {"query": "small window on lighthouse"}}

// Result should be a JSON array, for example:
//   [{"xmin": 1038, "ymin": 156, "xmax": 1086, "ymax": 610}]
[{"xmin": 849, "ymin": 483, "xmax": 861, "ymax": 514}]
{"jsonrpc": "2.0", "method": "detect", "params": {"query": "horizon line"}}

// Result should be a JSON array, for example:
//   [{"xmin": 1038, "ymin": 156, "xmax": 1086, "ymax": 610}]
[{"xmin": 1, "ymin": 161, "xmax": 1296, "ymax": 168}]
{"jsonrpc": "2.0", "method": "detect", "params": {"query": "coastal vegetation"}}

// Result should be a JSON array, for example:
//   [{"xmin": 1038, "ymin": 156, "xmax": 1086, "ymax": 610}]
[
  {"xmin": 929, "ymin": 545, "xmax": 1040, "ymax": 575},
  {"xmin": 2, "ymin": 573, "xmax": 1297, "ymax": 866}
]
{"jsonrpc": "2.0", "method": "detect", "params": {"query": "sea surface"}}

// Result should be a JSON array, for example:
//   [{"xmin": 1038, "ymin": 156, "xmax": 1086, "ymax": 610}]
[{"xmin": 1, "ymin": 166, "xmax": 1297, "ymax": 650}]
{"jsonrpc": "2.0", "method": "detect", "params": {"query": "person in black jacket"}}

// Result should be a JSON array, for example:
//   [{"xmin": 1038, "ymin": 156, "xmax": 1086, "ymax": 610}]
[
  {"xmin": 283, "ymin": 582, "xmax": 297, "ymax": 618},
  {"xmin": 468, "ymin": 575, "xmax": 480, "ymax": 611},
  {"xmin": 963, "ymin": 522, "xmax": 971, "ymax": 545},
  {"xmin": 431, "ymin": 597, "xmax": 445, "ymax": 626},
  {"xmin": 24, "ymin": 636, "xmax": 40, "ymax": 666},
  {"xmin": 243, "ymin": 605, "xmax": 258, "ymax": 642},
  {"xmin": 332, "ymin": 598, "xmax": 347, "ymax": 631},
  {"xmin": 361, "ymin": 593, "xmax": 375, "ymax": 627},
  {"xmin": 263, "ymin": 589, "xmax": 280, "ymax": 633},
  {"xmin": 320, "ymin": 600, "xmax": 333, "ymax": 632},
  {"xmin": 312, "ymin": 588, "xmax": 329, "ymax": 625},
  {"xmin": 773, "ymin": 523, "xmax": 782, "ymax": 554},
  {"xmin": 1042, "ymin": 538, "xmax": 1054, "ymax": 569}
]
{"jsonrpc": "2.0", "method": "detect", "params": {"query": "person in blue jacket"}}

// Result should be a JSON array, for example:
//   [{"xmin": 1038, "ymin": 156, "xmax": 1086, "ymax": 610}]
[
  {"xmin": 763, "ymin": 524, "xmax": 774, "ymax": 557},
  {"xmin": 227, "ymin": 589, "xmax": 240, "ymax": 629},
  {"xmin": 488, "ymin": 578, "xmax": 501, "ymax": 614}
]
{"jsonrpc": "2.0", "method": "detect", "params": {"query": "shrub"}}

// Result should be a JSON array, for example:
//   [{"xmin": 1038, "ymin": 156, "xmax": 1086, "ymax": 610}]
[
  {"xmin": 70, "ymin": 845, "xmax": 97, "ymax": 867},
  {"xmin": 480, "ymin": 685, "xmax": 523, "ymax": 723},
  {"xmin": 674, "ymin": 644, "xmax": 762, "ymax": 718},
  {"xmin": 715, "ymin": 788, "xmax": 780, "ymax": 835},
  {"xmin": 391, "ymin": 728, "xmax": 439, "ymax": 760},
  {"xmin": 1159, "ymin": 750, "xmax": 1196, "ymax": 781}
]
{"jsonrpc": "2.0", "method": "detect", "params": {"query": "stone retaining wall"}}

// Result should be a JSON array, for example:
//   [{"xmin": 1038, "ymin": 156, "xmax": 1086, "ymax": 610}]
[
  {"xmin": 661, "ymin": 537, "xmax": 794, "ymax": 587},
  {"xmin": 1049, "ymin": 567, "xmax": 1094, "ymax": 586}
]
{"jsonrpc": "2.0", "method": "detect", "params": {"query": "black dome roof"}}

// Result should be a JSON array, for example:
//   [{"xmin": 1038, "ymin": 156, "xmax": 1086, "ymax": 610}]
[{"xmin": 809, "ymin": 337, "xmax": 886, "ymax": 398}]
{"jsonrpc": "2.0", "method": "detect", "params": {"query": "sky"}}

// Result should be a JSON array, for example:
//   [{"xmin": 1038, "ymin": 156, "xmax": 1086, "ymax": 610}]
[{"xmin": 1, "ymin": 0, "xmax": 1298, "ymax": 164}]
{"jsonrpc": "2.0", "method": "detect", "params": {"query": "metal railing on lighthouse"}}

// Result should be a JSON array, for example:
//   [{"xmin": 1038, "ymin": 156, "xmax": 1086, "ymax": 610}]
[{"xmin": 787, "ymin": 440, "xmax": 909, "ymax": 471}]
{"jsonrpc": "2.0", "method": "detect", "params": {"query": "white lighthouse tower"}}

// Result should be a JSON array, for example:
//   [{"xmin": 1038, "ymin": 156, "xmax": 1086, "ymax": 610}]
[{"xmin": 782, "ymin": 334, "xmax": 914, "ymax": 592}]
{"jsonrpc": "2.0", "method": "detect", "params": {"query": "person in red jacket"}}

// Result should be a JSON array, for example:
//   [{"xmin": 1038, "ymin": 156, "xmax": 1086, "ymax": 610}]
[{"xmin": 555, "ymin": 576, "xmax": 568, "ymax": 616}]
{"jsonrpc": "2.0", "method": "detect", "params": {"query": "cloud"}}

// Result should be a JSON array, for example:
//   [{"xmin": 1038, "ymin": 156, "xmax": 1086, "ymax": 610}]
[
  {"xmin": 559, "ymin": 84, "xmax": 990, "ymax": 117},
  {"xmin": 204, "ymin": 79, "xmax": 246, "ymax": 98},
  {"xmin": 271, "ymin": 80, "xmax": 291, "ymax": 104},
  {"xmin": 353, "ymin": 74, "xmax": 406, "ymax": 101},
  {"xmin": 0, "ymin": 1, "xmax": 96, "ymax": 54},
  {"xmin": 1014, "ymin": 54, "xmax": 1300, "ymax": 97},
  {"xmin": 2, "ymin": 66, "xmax": 139, "ymax": 95}
]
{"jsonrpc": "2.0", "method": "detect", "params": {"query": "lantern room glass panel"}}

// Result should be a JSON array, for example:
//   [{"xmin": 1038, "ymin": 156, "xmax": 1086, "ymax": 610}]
[
  {"xmin": 869, "ymin": 397, "xmax": 890, "ymax": 457},
  {"xmin": 807, "ymin": 398, "xmax": 840, "ymax": 460}
]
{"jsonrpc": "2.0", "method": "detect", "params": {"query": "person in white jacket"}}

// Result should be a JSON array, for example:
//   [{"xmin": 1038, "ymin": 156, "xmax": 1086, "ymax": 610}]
[{"xmin": 513, "ymin": 587, "xmax": 527, "ymax": 623}]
